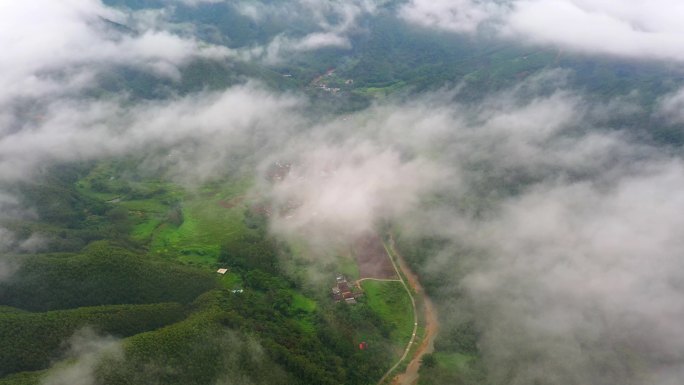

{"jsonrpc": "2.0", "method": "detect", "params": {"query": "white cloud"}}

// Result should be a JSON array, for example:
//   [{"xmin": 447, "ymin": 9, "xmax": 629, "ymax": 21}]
[
  {"xmin": 399, "ymin": 0, "xmax": 505, "ymax": 33},
  {"xmin": 41, "ymin": 329, "xmax": 122, "ymax": 385},
  {"xmin": 235, "ymin": 0, "xmax": 378, "ymax": 63},
  {"xmin": 656, "ymin": 87, "xmax": 684, "ymax": 124},
  {"xmin": 399, "ymin": 0, "xmax": 684, "ymax": 62},
  {"xmin": 293, "ymin": 32, "xmax": 352, "ymax": 51},
  {"xmin": 174, "ymin": 0, "xmax": 225, "ymax": 6},
  {"xmin": 0, "ymin": 0, "xmax": 230, "ymax": 108},
  {"xmin": 456, "ymin": 161, "xmax": 684, "ymax": 384},
  {"xmin": 267, "ymin": 141, "xmax": 447, "ymax": 249},
  {"xmin": 0, "ymin": 84, "xmax": 301, "ymax": 183},
  {"xmin": 359, "ymin": 75, "xmax": 684, "ymax": 384},
  {"xmin": 0, "ymin": 228, "xmax": 16, "ymax": 254}
]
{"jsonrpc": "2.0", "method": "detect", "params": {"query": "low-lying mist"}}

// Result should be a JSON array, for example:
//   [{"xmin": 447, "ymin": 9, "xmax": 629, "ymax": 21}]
[
  {"xmin": 3, "ymin": 1, "xmax": 684, "ymax": 384},
  {"xmin": 3, "ymin": 68, "xmax": 684, "ymax": 384}
]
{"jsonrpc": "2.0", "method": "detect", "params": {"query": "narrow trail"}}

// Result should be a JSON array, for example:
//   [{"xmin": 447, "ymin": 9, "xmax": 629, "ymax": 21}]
[
  {"xmin": 377, "ymin": 240, "xmax": 418, "ymax": 385},
  {"xmin": 389, "ymin": 236, "xmax": 439, "ymax": 385}
]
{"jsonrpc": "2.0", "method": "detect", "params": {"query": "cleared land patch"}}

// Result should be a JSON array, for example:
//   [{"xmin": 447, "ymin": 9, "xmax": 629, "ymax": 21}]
[{"xmin": 354, "ymin": 234, "xmax": 398, "ymax": 279}]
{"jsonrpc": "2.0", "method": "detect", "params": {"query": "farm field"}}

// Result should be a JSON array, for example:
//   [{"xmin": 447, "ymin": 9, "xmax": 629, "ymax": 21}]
[
  {"xmin": 354, "ymin": 234, "xmax": 398, "ymax": 279},
  {"xmin": 361, "ymin": 280, "xmax": 414, "ymax": 348}
]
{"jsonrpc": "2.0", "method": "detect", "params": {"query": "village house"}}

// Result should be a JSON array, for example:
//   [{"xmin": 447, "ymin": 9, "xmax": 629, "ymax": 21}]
[{"xmin": 331, "ymin": 274, "xmax": 361, "ymax": 304}]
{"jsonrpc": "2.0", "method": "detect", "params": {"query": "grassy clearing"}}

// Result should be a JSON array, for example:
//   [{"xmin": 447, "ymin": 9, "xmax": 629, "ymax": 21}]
[
  {"xmin": 132, "ymin": 218, "xmax": 162, "ymax": 240},
  {"xmin": 218, "ymin": 272, "xmax": 243, "ymax": 290},
  {"xmin": 76, "ymin": 189, "xmax": 120, "ymax": 202},
  {"xmin": 75, "ymin": 163, "xmax": 254, "ymax": 267},
  {"xmin": 336, "ymin": 254, "xmax": 360, "ymax": 280},
  {"xmin": 150, "ymin": 199, "xmax": 246, "ymax": 265},
  {"xmin": 354, "ymin": 81, "xmax": 408, "ymax": 99},
  {"xmin": 361, "ymin": 280, "xmax": 413, "ymax": 347},
  {"xmin": 415, "ymin": 351, "xmax": 484, "ymax": 385},
  {"xmin": 290, "ymin": 292, "xmax": 317, "ymax": 334},
  {"xmin": 142, "ymin": 178, "xmax": 252, "ymax": 265},
  {"xmin": 291, "ymin": 292, "xmax": 317, "ymax": 313},
  {"xmin": 118, "ymin": 199, "xmax": 169, "ymax": 213},
  {"xmin": 435, "ymin": 352, "xmax": 475, "ymax": 370}
]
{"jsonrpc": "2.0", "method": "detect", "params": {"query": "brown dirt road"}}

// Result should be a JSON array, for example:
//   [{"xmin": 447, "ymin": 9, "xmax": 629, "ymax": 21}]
[
  {"xmin": 388, "ymin": 237, "xmax": 440, "ymax": 385},
  {"xmin": 378, "ymin": 236, "xmax": 440, "ymax": 385}
]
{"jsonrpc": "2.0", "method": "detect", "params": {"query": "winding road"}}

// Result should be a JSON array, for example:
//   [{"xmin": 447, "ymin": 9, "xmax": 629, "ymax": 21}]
[{"xmin": 374, "ymin": 236, "xmax": 440, "ymax": 385}]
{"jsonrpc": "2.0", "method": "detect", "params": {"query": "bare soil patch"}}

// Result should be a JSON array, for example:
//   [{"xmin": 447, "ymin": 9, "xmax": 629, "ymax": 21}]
[{"xmin": 354, "ymin": 234, "xmax": 397, "ymax": 279}]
